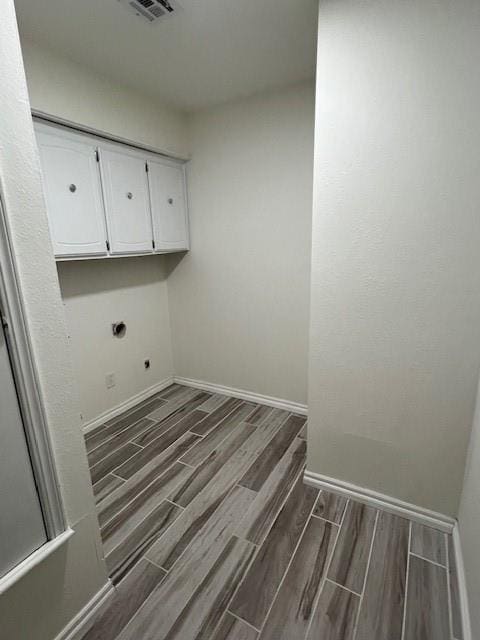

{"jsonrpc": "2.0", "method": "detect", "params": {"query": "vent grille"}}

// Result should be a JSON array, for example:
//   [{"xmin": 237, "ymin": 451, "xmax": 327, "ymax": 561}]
[{"xmin": 119, "ymin": 0, "xmax": 179, "ymax": 23}]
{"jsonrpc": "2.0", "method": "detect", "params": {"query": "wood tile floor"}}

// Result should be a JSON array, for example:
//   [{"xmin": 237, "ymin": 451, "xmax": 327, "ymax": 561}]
[{"xmin": 82, "ymin": 384, "xmax": 461, "ymax": 640}]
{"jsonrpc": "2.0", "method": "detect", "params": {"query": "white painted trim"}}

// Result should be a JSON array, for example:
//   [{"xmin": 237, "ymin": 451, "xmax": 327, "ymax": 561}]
[
  {"xmin": 55, "ymin": 580, "xmax": 115, "ymax": 640},
  {"xmin": 452, "ymin": 522, "xmax": 472, "ymax": 640},
  {"xmin": 82, "ymin": 376, "xmax": 174, "ymax": 434},
  {"xmin": 0, "ymin": 529, "xmax": 74, "ymax": 595},
  {"xmin": 303, "ymin": 469, "xmax": 455, "ymax": 533},
  {"xmin": 173, "ymin": 376, "xmax": 308, "ymax": 415}
]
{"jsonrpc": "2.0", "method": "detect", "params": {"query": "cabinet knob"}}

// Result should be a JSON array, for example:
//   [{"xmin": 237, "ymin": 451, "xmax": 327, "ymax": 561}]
[
  {"xmin": 69, "ymin": 183, "xmax": 77, "ymax": 193},
  {"xmin": 127, "ymin": 192, "xmax": 133, "ymax": 200},
  {"xmin": 168, "ymin": 197, "xmax": 173, "ymax": 205}
]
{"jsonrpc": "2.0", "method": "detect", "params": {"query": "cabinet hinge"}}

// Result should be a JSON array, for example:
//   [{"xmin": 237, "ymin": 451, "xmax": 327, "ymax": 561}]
[
  {"xmin": 145, "ymin": 162, "xmax": 149, "ymax": 173},
  {"xmin": 152, "ymin": 240, "xmax": 155, "ymax": 250},
  {"xmin": 106, "ymin": 240, "xmax": 110, "ymax": 251},
  {"xmin": 95, "ymin": 149, "xmax": 100, "ymax": 162}
]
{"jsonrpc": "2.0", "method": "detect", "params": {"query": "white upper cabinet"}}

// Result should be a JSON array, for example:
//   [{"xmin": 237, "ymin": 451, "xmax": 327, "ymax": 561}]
[
  {"xmin": 36, "ymin": 128, "xmax": 108, "ymax": 257},
  {"xmin": 99, "ymin": 148, "xmax": 153, "ymax": 255},
  {"xmin": 148, "ymin": 160, "xmax": 189, "ymax": 252}
]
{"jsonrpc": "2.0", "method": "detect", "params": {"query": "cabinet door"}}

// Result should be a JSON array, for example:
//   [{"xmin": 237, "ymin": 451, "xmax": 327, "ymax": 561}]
[
  {"xmin": 36, "ymin": 130, "xmax": 108, "ymax": 257},
  {"xmin": 148, "ymin": 160, "xmax": 189, "ymax": 252},
  {"xmin": 99, "ymin": 149, "xmax": 153, "ymax": 255}
]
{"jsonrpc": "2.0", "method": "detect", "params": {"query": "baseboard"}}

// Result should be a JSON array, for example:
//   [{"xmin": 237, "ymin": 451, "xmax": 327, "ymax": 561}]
[
  {"xmin": 173, "ymin": 376, "xmax": 307, "ymax": 415},
  {"xmin": 82, "ymin": 376, "xmax": 174, "ymax": 435},
  {"xmin": 303, "ymin": 469, "xmax": 455, "ymax": 533},
  {"xmin": 452, "ymin": 523, "xmax": 472, "ymax": 640},
  {"xmin": 55, "ymin": 580, "xmax": 114, "ymax": 640}
]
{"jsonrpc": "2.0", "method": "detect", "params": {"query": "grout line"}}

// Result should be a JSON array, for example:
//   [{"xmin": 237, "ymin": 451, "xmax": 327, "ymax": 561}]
[
  {"xmin": 227, "ymin": 610, "xmax": 261, "ymax": 634},
  {"xmin": 445, "ymin": 532, "xmax": 455, "ymax": 640},
  {"xmin": 304, "ymin": 496, "xmax": 349, "ymax": 640},
  {"xmin": 109, "ymin": 472, "xmax": 126, "ymax": 481},
  {"xmin": 325, "ymin": 578, "xmax": 362, "ymax": 597},
  {"xmin": 400, "ymin": 521, "xmax": 412, "ymax": 640},
  {"xmin": 165, "ymin": 498, "xmax": 185, "ymax": 509},
  {"xmin": 352, "ymin": 508, "xmax": 380, "ymax": 640},
  {"xmin": 311, "ymin": 512, "xmax": 345, "ymax": 527},
  {"xmin": 86, "ymin": 416, "xmax": 154, "ymax": 462},
  {"xmin": 257, "ymin": 488, "xmax": 323, "ymax": 636},
  {"xmin": 409, "ymin": 551, "xmax": 447, "ymax": 569},
  {"xmin": 91, "ymin": 443, "xmax": 144, "ymax": 485}
]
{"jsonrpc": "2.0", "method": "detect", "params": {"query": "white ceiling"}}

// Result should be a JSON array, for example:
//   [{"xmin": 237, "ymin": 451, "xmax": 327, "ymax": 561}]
[{"xmin": 14, "ymin": 0, "xmax": 318, "ymax": 112}]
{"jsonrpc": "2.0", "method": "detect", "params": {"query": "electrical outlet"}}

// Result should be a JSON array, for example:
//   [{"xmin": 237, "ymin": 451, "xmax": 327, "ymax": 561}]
[{"xmin": 105, "ymin": 373, "xmax": 116, "ymax": 389}]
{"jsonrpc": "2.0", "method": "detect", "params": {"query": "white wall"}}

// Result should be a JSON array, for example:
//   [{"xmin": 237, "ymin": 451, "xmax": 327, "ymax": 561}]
[
  {"xmin": 21, "ymin": 38, "xmax": 189, "ymax": 159},
  {"xmin": 307, "ymin": 0, "xmax": 480, "ymax": 516},
  {"xmin": 58, "ymin": 257, "xmax": 174, "ymax": 424},
  {"xmin": 20, "ymin": 38, "xmax": 188, "ymax": 425},
  {"xmin": 0, "ymin": 3, "xmax": 107, "ymax": 638},
  {"xmin": 167, "ymin": 83, "xmax": 314, "ymax": 405},
  {"xmin": 459, "ymin": 378, "xmax": 480, "ymax": 637}
]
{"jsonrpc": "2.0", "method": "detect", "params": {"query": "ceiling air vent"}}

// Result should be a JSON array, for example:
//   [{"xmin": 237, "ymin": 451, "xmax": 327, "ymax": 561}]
[{"xmin": 118, "ymin": 0, "xmax": 180, "ymax": 23}]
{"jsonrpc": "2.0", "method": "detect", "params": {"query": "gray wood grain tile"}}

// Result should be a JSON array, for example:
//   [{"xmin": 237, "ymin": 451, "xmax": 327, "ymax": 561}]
[
  {"xmin": 161, "ymin": 536, "xmax": 256, "ymax": 640},
  {"xmin": 411, "ymin": 523, "xmax": 447, "ymax": 566},
  {"xmin": 213, "ymin": 613, "xmax": 258, "ymax": 640},
  {"xmin": 85, "ymin": 396, "xmax": 167, "ymax": 452},
  {"xmin": 306, "ymin": 580, "xmax": 359, "ymax": 640},
  {"xmin": 170, "ymin": 423, "xmax": 256, "ymax": 508},
  {"xmin": 90, "ymin": 442, "xmax": 142, "ymax": 485},
  {"xmin": 197, "ymin": 393, "xmax": 232, "ymax": 413},
  {"xmin": 101, "ymin": 462, "xmax": 192, "ymax": 555},
  {"xmin": 190, "ymin": 397, "xmax": 245, "ymax": 436},
  {"xmin": 114, "ymin": 430, "xmax": 201, "ymax": 480},
  {"xmin": 259, "ymin": 517, "xmax": 338, "ymax": 640},
  {"xmin": 145, "ymin": 387, "xmax": 199, "ymax": 422},
  {"xmin": 312, "ymin": 490, "xmax": 348, "ymax": 524},
  {"xmin": 106, "ymin": 499, "xmax": 182, "ymax": 584},
  {"xmin": 238, "ymin": 413, "xmax": 305, "ymax": 491},
  {"xmin": 180, "ymin": 402, "xmax": 256, "ymax": 467},
  {"xmin": 87, "ymin": 418, "xmax": 154, "ymax": 468},
  {"xmin": 93, "ymin": 473, "xmax": 124, "ymax": 505},
  {"xmin": 327, "ymin": 501, "xmax": 377, "ymax": 594},
  {"xmin": 119, "ymin": 486, "xmax": 255, "ymax": 639},
  {"xmin": 133, "ymin": 409, "xmax": 208, "ymax": 452},
  {"xmin": 404, "ymin": 555, "xmax": 450, "ymax": 640},
  {"xmin": 235, "ymin": 438, "xmax": 306, "ymax": 546},
  {"xmin": 157, "ymin": 384, "xmax": 188, "ymax": 400},
  {"xmin": 133, "ymin": 394, "xmax": 210, "ymax": 447},
  {"xmin": 81, "ymin": 559, "xmax": 166, "ymax": 640},
  {"xmin": 230, "ymin": 476, "xmax": 318, "ymax": 629},
  {"xmin": 298, "ymin": 422, "xmax": 307, "ymax": 440},
  {"xmin": 448, "ymin": 534, "xmax": 463, "ymax": 639},
  {"xmin": 355, "ymin": 511, "xmax": 409, "ymax": 640},
  {"xmin": 245, "ymin": 405, "xmax": 273, "ymax": 426}
]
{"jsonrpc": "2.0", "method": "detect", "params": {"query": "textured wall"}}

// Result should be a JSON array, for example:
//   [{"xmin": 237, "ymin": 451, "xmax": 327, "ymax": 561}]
[
  {"xmin": 167, "ymin": 83, "xmax": 314, "ymax": 405},
  {"xmin": 307, "ymin": 0, "xmax": 480, "ymax": 516}
]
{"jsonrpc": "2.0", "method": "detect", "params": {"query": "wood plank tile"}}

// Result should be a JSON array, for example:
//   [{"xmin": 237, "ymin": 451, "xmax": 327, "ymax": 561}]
[
  {"xmin": 404, "ymin": 555, "xmax": 450, "ymax": 640},
  {"xmin": 81, "ymin": 559, "xmax": 166, "ymax": 640},
  {"xmin": 190, "ymin": 397, "xmax": 245, "ymax": 436},
  {"xmin": 92, "ymin": 473, "xmax": 124, "ymax": 505},
  {"xmin": 213, "ymin": 613, "xmax": 258, "ymax": 640},
  {"xmin": 133, "ymin": 409, "xmax": 207, "ymax": 452},
  {"xmin": 411, "ymin": 523, "xmax": 446, "ymax": 566},
  {"xmin": 170, "ymin": 423, "xmax": 256, "ymax": 508},
  {"xmin": 90, "ymin": 442, "xmax": 141, "ymax": 485},
  {"xmin": 143, "ymin": 387, "xmax": 199, "ymax": 422},
  {"xmin": 119, "ymin": 486, "xmax": 255, "ymax": 639},
  {"xmin": 160, "ymin": 536, "xmax": 256, "ymax": 640},
  {"xmin": 113, "ymin": 430, "xmax": 201, "ymax": 480},
  {"xmin": 259, "ymin": 517, "xmax": 338, "ymax": 640},
  {"xmin": 197, "ymin": 393, "xmax": 231, "ymax": 413},
  {"xmin": 448, "ymin": 534, "xmax": 463, "ymax": 639},
  {"xmin": 106, "ymin": 500, "xmax": 182, "ymax": 584},
  {"xmin": 305, "ymin": 580, "xmax": 359, "ymax": 640},
  {"xmin": 245, "ymin": 405, "xmax": 273, "ymax": 426},
  {"xmin": 230, "ymin": 476, "xmax": 318, "ymax": 629},
  {"xmin": 298, "ymin": 422, "xmax": 307, "ymax": 440},
  {"xmin": 132, "ymin": 394, "xmax": 210, "ymax": 447},
  {"xmin": 355, "ymin": 511, "xmax": 409, "ymax": 640},
  {"xmin": 85, "ymin": 396, "xmax": 167, "ymax": 452},
  {"xmin": 101, "ymin": 462, "xmax": 192, "ymax": 555},
  {"xmin": 312, "ymin": 490, "xmax": 348, "ymax": 524},
  {"xmin": 238, "ymin": 414, "xmax": 305, "ymax": 491},
  {"xmin": 87, "ymin": 418, "xmax": 154, "ymax": 468},
  {"xmin": 157, "ymin": 383, "xmax": 188, "ymax": 400},
  {"xmin": 180, "ymin": 402, "xmax": 256, "ymax": 467},
  {"xmin": 236, "ymin": 438, "xmax": 306, "ymax": 546},
  {"xmin": 327, "ymin": 501, "xmax": 377, "ymax": 594}
]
